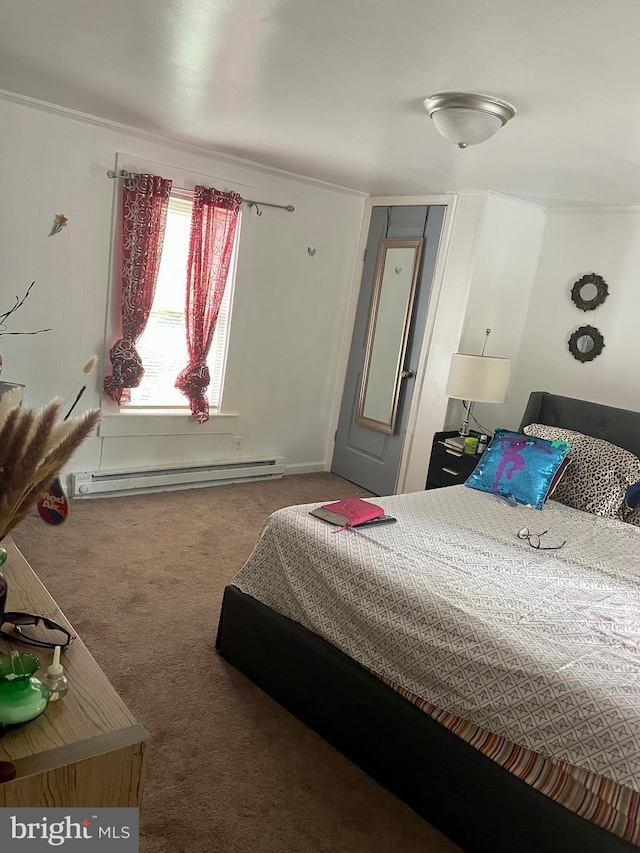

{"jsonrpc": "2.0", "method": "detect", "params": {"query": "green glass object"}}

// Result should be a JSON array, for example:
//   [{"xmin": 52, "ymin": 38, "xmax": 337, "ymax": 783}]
[{"xmin": 0, "ymin": 651, "xmax": 49, "ymax": 726}]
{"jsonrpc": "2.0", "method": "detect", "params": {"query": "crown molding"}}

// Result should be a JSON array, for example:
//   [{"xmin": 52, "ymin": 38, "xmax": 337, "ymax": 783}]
[
  {"xmin": 547, "ymin": 204, "xmax": 640, "ymax": 214},
  {"xmin": 0, "ymin": 88, "xmax": 368, "ymax": 198}
]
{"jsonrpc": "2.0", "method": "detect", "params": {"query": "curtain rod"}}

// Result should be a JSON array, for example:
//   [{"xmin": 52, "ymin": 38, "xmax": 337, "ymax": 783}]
[{"xmin": 106, "ymin": 170, "xmax": 294, "ymax": 215}]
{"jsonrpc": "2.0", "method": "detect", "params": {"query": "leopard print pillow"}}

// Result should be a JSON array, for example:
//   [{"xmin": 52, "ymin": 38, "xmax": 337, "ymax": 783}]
[
  {"xmin": 523, "ymin": 424, "xmax": 640, "ymax": 520},
  {"xmin": 626, "ymin": 507, "xmax": 640, "ymax": 527}
]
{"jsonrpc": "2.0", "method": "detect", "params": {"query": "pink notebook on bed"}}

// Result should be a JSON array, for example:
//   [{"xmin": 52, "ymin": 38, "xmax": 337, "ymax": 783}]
[{"xmin": 309, "ymin": 497, "xmax": 385, "ymax": 528}]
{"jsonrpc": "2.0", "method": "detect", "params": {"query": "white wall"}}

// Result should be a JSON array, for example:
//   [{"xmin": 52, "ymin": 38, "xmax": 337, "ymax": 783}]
[
  {"xmin": 504, "ymin": 208, "xmax": 640, "ymax": 427},
  {"xmin": 404, "ymin": 199, "xmax": 640, "ymax": 496},
  {"xmin": 456, "ymin": 194, "xmax": 547, "ymax": 435},
  {"xmin": 0, "ymin": 94, "xmax": 365, "ymax": 479},
  {"xmin": 401, "ymin": 193, "xmax": 546, "ymax": 492},
  {"xmin": 9, "ymin": 93, "xmax": 631, "ymax": 499}
]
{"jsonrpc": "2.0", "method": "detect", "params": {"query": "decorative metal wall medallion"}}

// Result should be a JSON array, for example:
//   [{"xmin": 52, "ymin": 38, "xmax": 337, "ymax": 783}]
[
  {"xmin": 570, "ymin": 273, "xmax": 608, "ymax": 311},
  {"xmin": 568, "ymin": 325, "xmax": 605, "ymax": 362}
]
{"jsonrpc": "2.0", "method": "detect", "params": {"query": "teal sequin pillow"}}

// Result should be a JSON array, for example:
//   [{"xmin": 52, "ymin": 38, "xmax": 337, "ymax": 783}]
[{"xmin": 465, "ymin": 429, "xmax": 571, "ymax": 510}]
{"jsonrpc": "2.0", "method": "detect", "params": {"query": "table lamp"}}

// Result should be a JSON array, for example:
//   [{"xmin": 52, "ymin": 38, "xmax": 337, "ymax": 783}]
[{"xmin": 446, "ymin": 352, "xmax": 511, "ymax": 436}]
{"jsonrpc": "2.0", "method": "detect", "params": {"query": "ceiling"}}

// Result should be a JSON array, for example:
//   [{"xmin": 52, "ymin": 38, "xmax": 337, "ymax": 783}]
[{"xmin": 2, "ymin": 0, "xmax": 640, "ymax": 206}]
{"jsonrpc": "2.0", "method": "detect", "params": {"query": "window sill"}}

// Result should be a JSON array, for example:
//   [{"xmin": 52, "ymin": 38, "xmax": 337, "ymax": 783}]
[
  {"xmin": 99, "ymin": 411, "xmax": 239, "ymax": 438},
  {"xmin": 120, "ymin": 407, "xmax": 238, "ymax": 417}
]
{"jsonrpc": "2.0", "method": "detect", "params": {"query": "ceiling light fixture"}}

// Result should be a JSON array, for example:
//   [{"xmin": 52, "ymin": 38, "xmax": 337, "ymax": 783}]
[{"xmin": 423, "ymin": 92, "xmax": 517, "ymax": 149}]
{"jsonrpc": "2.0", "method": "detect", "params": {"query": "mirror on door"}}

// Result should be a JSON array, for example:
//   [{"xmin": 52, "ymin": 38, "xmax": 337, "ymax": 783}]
[{"xmin": 356, "ymin": 238, "xmax": 423, "ymax": 434}]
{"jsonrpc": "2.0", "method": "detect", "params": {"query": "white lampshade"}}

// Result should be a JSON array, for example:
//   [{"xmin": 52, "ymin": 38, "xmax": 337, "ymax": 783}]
[
  {"xmin": 446, "ymin": 353, "xmax": 511, "ymax": 404},
  {"xmin": 424, "ymin": 92, "xmax": 517, "ymax": 149}
]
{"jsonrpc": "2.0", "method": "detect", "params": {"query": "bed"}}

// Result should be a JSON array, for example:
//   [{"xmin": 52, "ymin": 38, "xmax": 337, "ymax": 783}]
[{"xmin": 216, "ymin": 392, "xmax": 640, "ymax": 852}]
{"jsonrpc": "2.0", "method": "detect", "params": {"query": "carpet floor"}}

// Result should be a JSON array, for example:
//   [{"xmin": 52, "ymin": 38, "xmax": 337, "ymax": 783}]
[{"xmin": 13, "ymin": 473, "xmax": 461, "ymax": 853}]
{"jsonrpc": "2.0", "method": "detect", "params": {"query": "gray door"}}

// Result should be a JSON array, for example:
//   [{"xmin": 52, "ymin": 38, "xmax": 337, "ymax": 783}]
[{"xmin": 331, "ymin": 205, "xmax": 445, "ymax": 495}]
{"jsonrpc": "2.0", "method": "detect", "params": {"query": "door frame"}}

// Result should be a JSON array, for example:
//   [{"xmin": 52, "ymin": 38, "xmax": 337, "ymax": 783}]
[{"xmin": 326, "ymin": 193, "xmax": 460, "ymax": 494}]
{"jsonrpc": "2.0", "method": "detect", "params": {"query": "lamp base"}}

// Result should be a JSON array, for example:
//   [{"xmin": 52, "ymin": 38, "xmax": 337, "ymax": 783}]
[{"xmin": 459, "ymin": 401, "xmax": 473, "ymax": 436}]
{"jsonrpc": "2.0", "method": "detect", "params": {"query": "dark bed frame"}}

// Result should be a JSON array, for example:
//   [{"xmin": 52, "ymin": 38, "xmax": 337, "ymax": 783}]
[{"xmin": 216, "ymin": 392, "xmax": 640, "ymax": 853}]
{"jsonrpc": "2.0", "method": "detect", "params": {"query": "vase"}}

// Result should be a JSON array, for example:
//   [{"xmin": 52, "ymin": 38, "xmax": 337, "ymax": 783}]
[
  {"xmin": 0, "ymin": 547, "xmax": 50, "ymax": 727},
  {"xmin": 0, "ymin": 546, "xmax": 6, "ymax": 617},
  {"xmin": 0, "ymin": 652, "xmax": 49, "ymax": 726}
]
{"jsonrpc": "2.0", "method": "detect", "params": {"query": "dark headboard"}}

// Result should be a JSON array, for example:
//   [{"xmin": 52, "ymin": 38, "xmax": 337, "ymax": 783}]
[{"xmin": 519, "ymin": 392, "xmax": 640, "ymax": 458}]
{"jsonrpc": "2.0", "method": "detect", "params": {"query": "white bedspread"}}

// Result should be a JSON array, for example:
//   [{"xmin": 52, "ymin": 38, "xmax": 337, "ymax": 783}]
[{"xmin": 233, "ymin": 485, "xmax": 640, "ymax": 789}]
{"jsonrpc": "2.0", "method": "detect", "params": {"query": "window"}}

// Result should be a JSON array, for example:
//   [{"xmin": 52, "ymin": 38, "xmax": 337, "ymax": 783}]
[{"xmin": 126, "ymin": 194, "xmax": 237, "ymax": 410}]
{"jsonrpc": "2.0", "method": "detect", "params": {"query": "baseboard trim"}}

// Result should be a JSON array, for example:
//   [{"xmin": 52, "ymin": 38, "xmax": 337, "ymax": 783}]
[{"xmin": 284, "ymin": 462, "xmax": 327, "ymax": 475}]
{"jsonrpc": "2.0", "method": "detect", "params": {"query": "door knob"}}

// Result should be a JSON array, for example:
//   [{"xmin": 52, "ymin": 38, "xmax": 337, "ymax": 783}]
[{"xmin": 400, "ymin": 369, "xmax": 415, "ymax": 379}]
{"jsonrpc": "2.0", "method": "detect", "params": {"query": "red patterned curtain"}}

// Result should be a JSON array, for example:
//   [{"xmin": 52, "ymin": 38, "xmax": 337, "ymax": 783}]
[
  {"xmin": 176, "ymin": 186, "xmax": 242, "ymax": 424},
  {"xmin": 103, "ymin": 173, "xmax": 172, "ymax": 404}
]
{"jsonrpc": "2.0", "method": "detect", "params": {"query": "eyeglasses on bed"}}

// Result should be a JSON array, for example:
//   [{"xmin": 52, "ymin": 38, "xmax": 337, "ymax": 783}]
[
  {"xmin": 0, "ymin": 612, "xmax": 75, "ymax": 649},
  {"xmin": 517, "ymin": 528, "xmax": 566, "ymax": 551}
]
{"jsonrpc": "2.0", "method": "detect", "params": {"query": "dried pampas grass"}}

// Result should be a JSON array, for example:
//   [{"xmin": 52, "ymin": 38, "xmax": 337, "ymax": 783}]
[{"xmin": 0, "ymin": 388, "xmax": 99, "ymax": 538}]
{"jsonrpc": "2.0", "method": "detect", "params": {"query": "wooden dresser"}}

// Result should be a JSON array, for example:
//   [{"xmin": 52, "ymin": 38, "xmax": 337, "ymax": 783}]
[{"xmin": 0, "ymin": 541, "xmax": 148, "ymax": 807}]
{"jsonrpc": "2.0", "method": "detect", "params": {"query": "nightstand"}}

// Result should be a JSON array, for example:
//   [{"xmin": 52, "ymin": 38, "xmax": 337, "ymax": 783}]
[{"xmin": 426, "ymin": 430, "xmax": 483, "ymax": 490}]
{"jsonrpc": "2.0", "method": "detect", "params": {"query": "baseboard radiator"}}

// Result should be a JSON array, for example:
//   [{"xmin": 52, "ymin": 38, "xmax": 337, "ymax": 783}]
[{"xmin": 71, "ymin": 457, "xmax": 286, "ymax": 498}]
